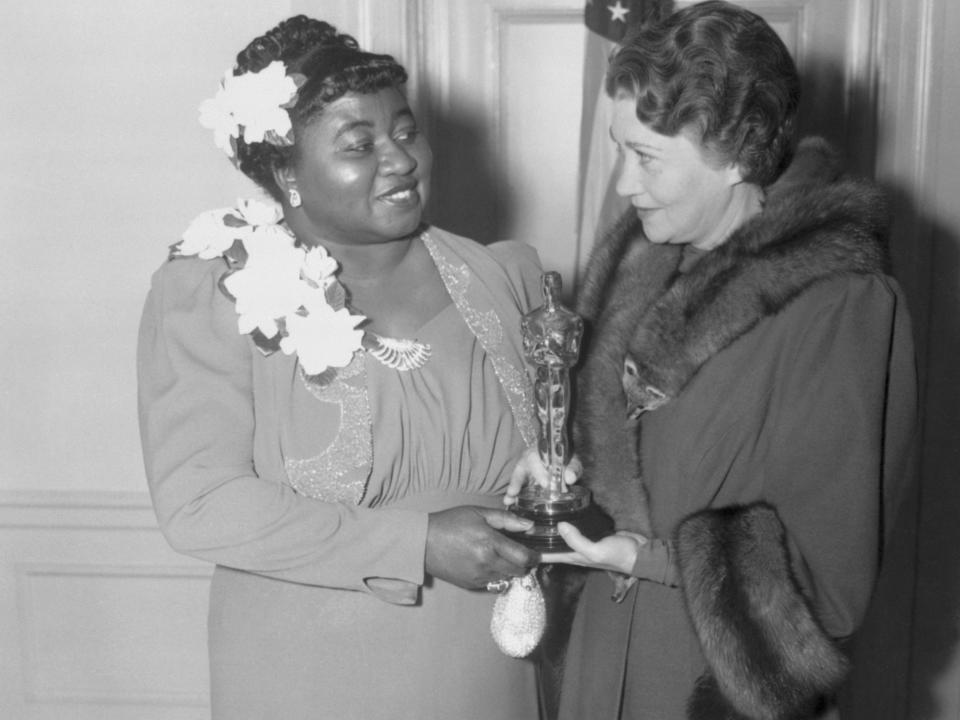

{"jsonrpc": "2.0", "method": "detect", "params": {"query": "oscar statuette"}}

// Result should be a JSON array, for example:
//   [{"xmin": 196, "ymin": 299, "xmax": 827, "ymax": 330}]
[{"xmin": 507, "ymin": 271, "xmax": 610, "ymax": 551}]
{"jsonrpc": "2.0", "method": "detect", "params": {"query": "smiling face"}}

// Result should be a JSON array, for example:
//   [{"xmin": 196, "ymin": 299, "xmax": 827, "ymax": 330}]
[
  {"xmin": 610, "ymin": 92, "xmax": 744, "ymax": 249},
  {"xmin": 283, "ymin": 87, "xmax": 432, "ymax": 247}
]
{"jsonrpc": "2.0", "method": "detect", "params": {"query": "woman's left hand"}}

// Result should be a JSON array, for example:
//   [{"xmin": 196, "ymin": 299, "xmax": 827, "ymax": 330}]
[
  {"xmin": 540, "ymin": 521, "xmax": 647, "ymax": 576},
  {"xmin": 504, "ymin": 447, "xmax": 582, "ymax": 507}
]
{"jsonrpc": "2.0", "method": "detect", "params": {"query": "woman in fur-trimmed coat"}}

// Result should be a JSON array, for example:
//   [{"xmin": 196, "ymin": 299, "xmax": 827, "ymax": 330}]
[{"xmin": 509, "ymin": 3, "xmax": 919, "ymax": 719}]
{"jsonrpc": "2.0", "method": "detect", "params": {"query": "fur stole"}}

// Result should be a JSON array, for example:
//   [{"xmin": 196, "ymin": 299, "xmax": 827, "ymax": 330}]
[
  {"xmin": 574, "ymin": 137, "xmax": 890, "ymax": 536},
  {"xmin": 676, "ymin": 503, "xmax": 848, "ymax": 720}
]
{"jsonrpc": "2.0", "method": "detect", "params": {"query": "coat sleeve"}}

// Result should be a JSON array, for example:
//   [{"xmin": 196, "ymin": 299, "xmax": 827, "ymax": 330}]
[
  {"xmin": 137, "ymin": 258, "xmax": 428, "ymax": 603},
  {"xmin": 673, "ymin": 274, "xmax": 916, "ymax": 720},
  {"xmin": 757, "ymin": 273, "xmax": 916, "ymax": 638},
  {"xmin": 675, "ymin": 502, "xmax": 849, "ymax": 720}
]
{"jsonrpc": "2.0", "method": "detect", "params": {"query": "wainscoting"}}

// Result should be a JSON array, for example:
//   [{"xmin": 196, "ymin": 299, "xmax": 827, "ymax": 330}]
[{"xmin": 0, "ymin": 492, "xmax": 212, "ymax": 720}]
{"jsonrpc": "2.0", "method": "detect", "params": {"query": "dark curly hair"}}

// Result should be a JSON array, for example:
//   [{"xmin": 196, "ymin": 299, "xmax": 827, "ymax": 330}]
[
  {"xmin": 607, "ymin": 0, "xmax": 800, "ymax": 186},
  {"xmin": 231, "ymin": 15, "xmax": 407, "ymax": 200}
]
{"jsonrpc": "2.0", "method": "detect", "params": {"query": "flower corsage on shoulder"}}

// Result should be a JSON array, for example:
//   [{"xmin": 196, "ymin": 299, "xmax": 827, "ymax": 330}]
[{"xmin": 173, "ymin": 199, "xmax": 366, "ymax": 377}]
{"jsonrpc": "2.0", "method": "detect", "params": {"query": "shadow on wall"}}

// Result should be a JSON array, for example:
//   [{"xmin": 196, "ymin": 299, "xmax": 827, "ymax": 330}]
[
  {"xmin": 841, "ymin": 174, "xmax": 960, "ymax": 719},
  {"xmin": 895, "ymin": 190, "xmax": 960, "ymax": 720},
  {"xmin": 793, "ymin": 55, "xmax": 876, "ymax": 179},
  {"xmin": 422, "ymin": 106, "xmax": 515, "ymax": 246}
]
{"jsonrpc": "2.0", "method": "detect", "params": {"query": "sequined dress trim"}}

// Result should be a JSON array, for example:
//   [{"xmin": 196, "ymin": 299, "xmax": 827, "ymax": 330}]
[
  {"xmin": 423, "ymin": 234, "xmax": 538, "ymax": 447},
  {"xmin": 283, "ymin": 351, "xmax": 374, "ymax": 503}
]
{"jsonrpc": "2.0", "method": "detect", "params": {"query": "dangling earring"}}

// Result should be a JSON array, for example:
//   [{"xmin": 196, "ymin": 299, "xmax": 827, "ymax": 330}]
[{"xmin": 288, "ymin": 188, "xmax": 302, "ymax": 208}]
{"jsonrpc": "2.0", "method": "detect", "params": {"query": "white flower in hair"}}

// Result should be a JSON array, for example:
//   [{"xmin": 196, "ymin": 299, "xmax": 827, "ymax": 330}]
[
  {"xmin": 199, "ymin": 60, "xmax": 302, "ymax": 157},
  {"xmin": 198, "ymin": 71, "xmax": 240, "ymax": 157}
]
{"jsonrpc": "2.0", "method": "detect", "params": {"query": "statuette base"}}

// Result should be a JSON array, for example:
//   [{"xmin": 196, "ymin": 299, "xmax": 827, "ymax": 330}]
[{"xmin": 507, "ymin": 484, "xmax": 611, "ymax": 551}]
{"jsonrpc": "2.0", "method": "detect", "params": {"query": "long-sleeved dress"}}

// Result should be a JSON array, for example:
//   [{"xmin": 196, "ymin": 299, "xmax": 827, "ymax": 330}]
[{"xmin": 138, "ymin": 227, "xmax": 544, "ymax": 720}]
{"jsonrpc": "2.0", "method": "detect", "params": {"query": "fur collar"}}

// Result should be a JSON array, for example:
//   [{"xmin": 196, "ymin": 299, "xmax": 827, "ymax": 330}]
[
  {"xmin": 582, "ymin": 137, "xmax": 890, "ymax": 418},
  {"xmin": 574, "ymin": 138, "xmax": 890, "ymax": 536}
]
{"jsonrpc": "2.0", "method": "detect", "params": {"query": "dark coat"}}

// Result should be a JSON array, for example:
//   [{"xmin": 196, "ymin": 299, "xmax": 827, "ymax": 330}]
[{"xmin": 556, "ymin": 140, "xmax": 918, "ymax": 720}]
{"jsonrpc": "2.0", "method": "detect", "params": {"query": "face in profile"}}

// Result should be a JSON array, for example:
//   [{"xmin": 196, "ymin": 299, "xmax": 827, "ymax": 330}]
[
  {"xmin": 610, "ymin": 92, "xmax": 743, "ymax": 249},
  {"xmin": 289, "ymin": 87, "xmax": 432, "ymax": 246}
]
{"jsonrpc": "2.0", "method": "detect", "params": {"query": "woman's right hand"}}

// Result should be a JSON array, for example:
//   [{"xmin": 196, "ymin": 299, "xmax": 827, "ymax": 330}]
[{"xmin": 425, "ymin": 506, "xmax": 540, "ymax": 590}]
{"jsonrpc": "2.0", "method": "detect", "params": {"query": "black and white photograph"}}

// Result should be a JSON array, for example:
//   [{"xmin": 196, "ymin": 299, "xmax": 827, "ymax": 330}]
[{"xmin": 1, "ymin": 1, "xmax": 958, "ymax": 719}]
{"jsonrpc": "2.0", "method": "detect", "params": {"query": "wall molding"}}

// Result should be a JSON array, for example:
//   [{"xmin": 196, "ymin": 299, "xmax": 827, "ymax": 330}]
[
  {"xmin": 845, "ymin": 0, "xmax": 880, "ymax": 162},
  {"xmin": 16, "ymin": 562, "xmax": 211, "ymax": 706},
  {"xmin": 487, "ymin": 5, "xmax": 583, "ymax": 160},
  {"xmin": 873, "ymin": 0, "xmax": 938, "ymax": 351},
  {"xmin": 419, "ymin": 0, "xmax": 453, "ymax": 119},
  {"xmin": 0, "ymin": 490, "xmax": 157, "ymax": 530}
]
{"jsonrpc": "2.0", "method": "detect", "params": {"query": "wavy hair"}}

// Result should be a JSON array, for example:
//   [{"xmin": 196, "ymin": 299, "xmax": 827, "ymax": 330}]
[
  {"xmin": 232, "ymin": 15, "xmax": 407, "ymax": 200},
  {"xmin": 607, "ymin": 0, "xmax": 800, "ymax": 186}
]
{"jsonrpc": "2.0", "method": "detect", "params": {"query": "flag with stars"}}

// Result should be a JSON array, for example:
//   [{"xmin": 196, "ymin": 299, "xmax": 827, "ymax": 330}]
[
  {"xmin": 585, "ymin": 0, "xmax": 664, "ymax": 41},
  {"xmin": 575, "ymin": 0, "xmax": 668, "ymax": 280}
]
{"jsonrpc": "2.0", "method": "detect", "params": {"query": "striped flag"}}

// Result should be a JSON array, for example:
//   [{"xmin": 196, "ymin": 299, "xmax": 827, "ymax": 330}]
[{"xmin": 575, "ymin": 1, "xmax": 668, "ymax": 279}]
